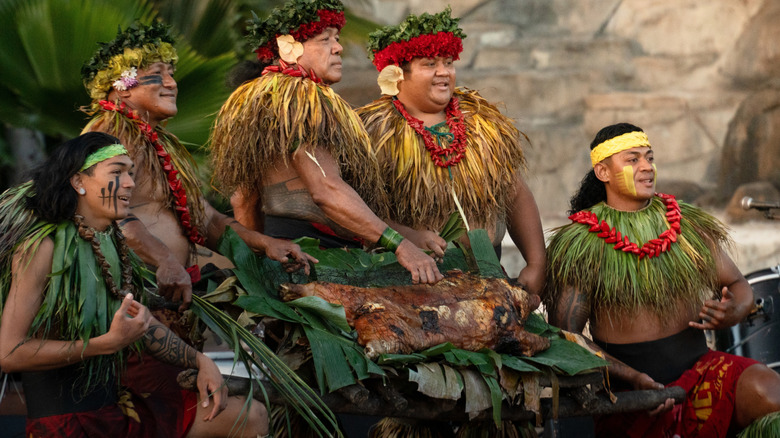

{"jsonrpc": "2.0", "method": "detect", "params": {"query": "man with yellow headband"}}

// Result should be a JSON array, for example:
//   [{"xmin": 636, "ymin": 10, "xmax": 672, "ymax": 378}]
[
  {"xmin": 543, "ymin": 122, "xmax": 780, "ymax": 436},
  {"xmin": 357, "ymin": 7, "xmax": 546, "ymax": 295}
]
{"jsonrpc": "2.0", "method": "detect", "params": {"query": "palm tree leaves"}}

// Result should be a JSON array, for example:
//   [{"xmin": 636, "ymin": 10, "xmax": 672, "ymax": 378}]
[
  {"xmin": 0, "ymin": 0, "xmax": 235, "ymax": 147},
  {"xmin": 0, "ymin": 0, "xmax": 156, "ymax": 137}
]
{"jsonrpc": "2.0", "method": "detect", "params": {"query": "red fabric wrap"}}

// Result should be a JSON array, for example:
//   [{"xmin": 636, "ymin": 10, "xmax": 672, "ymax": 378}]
[
  {"xmin": 119, "ymin": 352, "xmax": 198, "ymax": 438},
  {"xmin": 26, "ymin": 402, "xmax": 146, "ymax": 437},
  {"xmin": 25, "ymin": 358, "xmax": 198, "ymax": 438},
  {"xmin": 596, "ymin": 350, "xmax": 760, "ymax": 438}
]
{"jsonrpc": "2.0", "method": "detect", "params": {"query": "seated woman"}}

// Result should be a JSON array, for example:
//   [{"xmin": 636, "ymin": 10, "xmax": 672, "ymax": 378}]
[{"xmin": 0, "ymin": 132, "xmax": 267, "ymax": 437}]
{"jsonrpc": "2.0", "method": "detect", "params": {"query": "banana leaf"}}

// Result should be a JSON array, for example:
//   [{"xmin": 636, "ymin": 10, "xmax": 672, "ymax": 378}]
[{"xmin": 214, "ymin": 227, "xmax": 607, "ymax": 427}]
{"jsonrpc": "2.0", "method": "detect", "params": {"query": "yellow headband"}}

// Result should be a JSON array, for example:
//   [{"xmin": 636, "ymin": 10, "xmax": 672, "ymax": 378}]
[{"xmin": 590, "ymin": 131, "xmax": 651, "ymax": 167}]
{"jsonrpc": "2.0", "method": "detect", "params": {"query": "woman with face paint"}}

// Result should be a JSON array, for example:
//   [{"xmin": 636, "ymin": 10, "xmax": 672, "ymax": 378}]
[
  {"xmin": 543, "ymin": 123, "xmax": 780, "ymax": 437},
  {"xmin": 0, "ymin": 132, "xmax": 267, "ymax": 437}
]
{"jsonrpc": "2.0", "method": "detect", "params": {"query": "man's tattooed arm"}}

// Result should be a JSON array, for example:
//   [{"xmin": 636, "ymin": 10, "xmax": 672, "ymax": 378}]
[
  {"xmin": 143, "ymin": 322, "xmax": 198, "ymax": 369},
  {"xmin": 550, "ymin": 285, "xmax": 590, "ymax": 332}
]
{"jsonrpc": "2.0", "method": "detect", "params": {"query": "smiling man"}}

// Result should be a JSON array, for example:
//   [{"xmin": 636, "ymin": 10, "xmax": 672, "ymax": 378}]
[
  {"xmin": 543, "ymin": 122, "xmax": 780, "ymax": 437},
  {"xmin": 357, "ymin": 8, "xmax": 546, "ymax": 295},
  {"xmin": 210, "ymin": 0, "xmax": 441, "ymax": 285}
]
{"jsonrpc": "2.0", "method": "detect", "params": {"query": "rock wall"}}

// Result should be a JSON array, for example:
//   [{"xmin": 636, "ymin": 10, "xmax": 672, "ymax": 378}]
[{"xmin": 336, "ymin": 0, "xmax": 780, "ymax": 273}]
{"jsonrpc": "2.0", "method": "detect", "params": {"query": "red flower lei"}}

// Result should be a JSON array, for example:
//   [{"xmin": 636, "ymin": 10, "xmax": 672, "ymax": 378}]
[
  {"xmin": 392, "ymin": 97, "xmax": 468, "ymax": 168},
  {"xmin": 372, "ymin": 32, "xmax": 463, "ymax": 71},
  {"xmin": 262, "ymin": 59, "xmax": 322, "ymax": 84},
  {"xmin": 568, "ymin": 193, "xmax": 682, "ymax": 259},
  {"xmin": 98, "ymin": 100, "xmax": 206, "ymax": 246}
]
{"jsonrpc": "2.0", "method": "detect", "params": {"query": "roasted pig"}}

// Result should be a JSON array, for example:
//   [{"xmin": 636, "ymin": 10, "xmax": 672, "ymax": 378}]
[{"xmin": 279, "ymin": 271, "xmax": 550, "ymax": 359}]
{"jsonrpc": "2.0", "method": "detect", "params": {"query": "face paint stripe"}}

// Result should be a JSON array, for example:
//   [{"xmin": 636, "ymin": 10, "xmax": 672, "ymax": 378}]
[
  {"xmin": 617, "ymin": 165, "xmax": 637, "ymax": 197},
  {"xmin": 112, "ymin": 176, "xmax": 119, "ymax": 214},
  {"xmin": 138, "ymin": 75, "xmax": 163, "ymax": 85}
]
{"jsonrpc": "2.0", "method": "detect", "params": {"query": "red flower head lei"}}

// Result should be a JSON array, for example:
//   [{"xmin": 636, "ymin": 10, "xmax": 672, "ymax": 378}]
[
  {"xmin": 98, "ymin": 100, "xmax": 206, "ymax": 246},
  {"xmin": 367, "ymin": 6, "xmax": 465, "ymax": 71},
  {"xmin": 568, "ymin": 193, "xmax": 682, "ymax": 259},
  {"xmin": 247, "ymin": 0, "xmax": 345, "ymax": 63}
]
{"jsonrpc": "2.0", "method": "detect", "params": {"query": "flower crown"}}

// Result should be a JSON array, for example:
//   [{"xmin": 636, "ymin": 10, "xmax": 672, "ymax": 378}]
[
  {"xmin": 81, "ymin": 21, "xmax": 178, "ymax": 102},
  {"xmin": 367, "ymin": 7, "xmax": 466, "ymax": 71},
  {"xmin": 246, "ymin": 0, "xmax": 345, "ymax": 62}
]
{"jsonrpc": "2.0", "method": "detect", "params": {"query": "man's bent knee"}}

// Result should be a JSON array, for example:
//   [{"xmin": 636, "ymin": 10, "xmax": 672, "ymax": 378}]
[{"xmin": 735, "ymin": 364, "xmax": 780, "ymax": 427}]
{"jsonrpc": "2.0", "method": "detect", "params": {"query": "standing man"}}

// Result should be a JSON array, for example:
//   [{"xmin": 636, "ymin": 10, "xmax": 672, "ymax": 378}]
[
  {"xmin": 357, "ymin": 8, "xmax": 546, "ymax": 294},
  {"xmin": 543, "ymin": 122, "xmax": 780, "ymax": 436},
  {"xmin": 209, "ymin": 0, "xmax": 441, "ymax": 285}
]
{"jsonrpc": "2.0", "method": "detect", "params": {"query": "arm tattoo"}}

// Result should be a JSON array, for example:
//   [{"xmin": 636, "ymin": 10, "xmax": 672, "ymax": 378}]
[
  {"xmin": 555, "ymin": 286, "xmax": 590, "ymax": 331},
  {"xmin": 144, "ymin": 322, "xmax": 198, "ymax": 369},
  {"xmin": 263, "ymin": 180, "xmax": 330, "ymax": 222}
]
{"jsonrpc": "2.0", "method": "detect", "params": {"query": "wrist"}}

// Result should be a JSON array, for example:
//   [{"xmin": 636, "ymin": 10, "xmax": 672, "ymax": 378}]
[{"xmin": 378, "ymin": 227, "xmax": 404, "ymax": 253}]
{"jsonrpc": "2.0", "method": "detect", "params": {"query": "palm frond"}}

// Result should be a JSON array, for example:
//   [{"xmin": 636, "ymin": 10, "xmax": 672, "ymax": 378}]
[
  {"xmin": 191, "ymin": 294, "xmax": 342, "ymax": 437},
  {"xmin": 738, "ymin": 411, "xmax": 780, "ymax": 438}
]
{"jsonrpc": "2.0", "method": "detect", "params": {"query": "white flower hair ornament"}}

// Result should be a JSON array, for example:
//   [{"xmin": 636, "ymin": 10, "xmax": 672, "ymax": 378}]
[
  {"xmin": 277, "ymin": 34, "xmax": 304, "ymax": 64},
  {"xmin": 112, "ymin": 67, "xmax": 139, "ymax": 91},
  {"xmin": 377, "ymin": 65, "xmax": 404, "ymax": 96}
]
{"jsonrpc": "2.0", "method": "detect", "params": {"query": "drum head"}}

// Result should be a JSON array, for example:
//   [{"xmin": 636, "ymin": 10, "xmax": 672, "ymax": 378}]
[{"xmin": 713, "ymin": 265, "xmax": 780, "ymax": 371}]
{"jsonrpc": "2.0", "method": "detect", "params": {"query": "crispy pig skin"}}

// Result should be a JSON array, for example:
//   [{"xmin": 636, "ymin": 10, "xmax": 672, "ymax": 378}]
[{"xmin": 278, "ymin": 271, "xmax": 550, "ymax": 359}]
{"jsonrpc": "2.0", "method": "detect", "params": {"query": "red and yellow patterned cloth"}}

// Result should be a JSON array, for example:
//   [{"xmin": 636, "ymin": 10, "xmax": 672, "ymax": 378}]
[{"xmin": 596, "ymin": 349, "xmax": 759, "ymax": 437}]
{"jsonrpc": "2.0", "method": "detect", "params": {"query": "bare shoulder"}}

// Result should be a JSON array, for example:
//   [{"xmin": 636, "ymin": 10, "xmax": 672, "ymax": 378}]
[{"xmin": 13, "ymin": 236, "xmax": 54, "ymax": 276}]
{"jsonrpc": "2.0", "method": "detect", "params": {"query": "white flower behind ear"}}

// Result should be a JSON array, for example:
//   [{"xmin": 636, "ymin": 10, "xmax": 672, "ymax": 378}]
[
  {"xmin": 277, "ymin": 34, "xmax": 304, "ymax": 64},
  {"xmin": 377, "ymin": 65, "xmax": 404, "ymax": 96},
  {"xmin": 112, "ymin": 67, "xmax": 139, "ymax": 91}
]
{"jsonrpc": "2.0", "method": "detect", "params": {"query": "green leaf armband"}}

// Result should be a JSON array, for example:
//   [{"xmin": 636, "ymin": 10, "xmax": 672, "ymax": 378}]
[{"xmin": 378, "ymin": 227, "xmax": 404, "ymax": 252}]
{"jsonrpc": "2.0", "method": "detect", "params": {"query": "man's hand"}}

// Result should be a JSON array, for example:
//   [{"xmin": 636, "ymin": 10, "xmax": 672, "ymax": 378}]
[
  {"xmin": 156, "ymin": 256, "xmax": 192, "ymax": 311},
  {"xmin": 195, "ymin": 352, "xmax": 228, "ymax": 421},
  {"xmin": 259, "ymin": 237, "xmax": 318, "ymax": 275},
  {"xmin": 516, "ymin": 262, "xmax": 545, "ymax": 295},
  {"xmin": 410, "ymin": 230, "xmax": 447, "ymax": 262},
  {"xmin": 395, "ymin": 239, "xmax": 443, "ymax": 284},
  {"xmin": 631, "ymin": 371, "xmax": 675, "ymax": 416},
  {"xmin": 689, "ymin": 286, "xmax": 742, "ymax": 331}
]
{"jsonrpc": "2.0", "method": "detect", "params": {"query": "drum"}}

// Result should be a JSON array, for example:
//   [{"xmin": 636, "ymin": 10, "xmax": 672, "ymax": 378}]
[{"xmin": 713, "ymin": 265, "xmax": 780, "ymax": 371}]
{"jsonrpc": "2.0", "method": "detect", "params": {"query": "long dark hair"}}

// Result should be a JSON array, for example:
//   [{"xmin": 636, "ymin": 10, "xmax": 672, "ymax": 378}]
[
  {"xmin": 568, "ymin": 123, "xmax": 644, "ymax": 214},
  {"xmin": 27, "ymin": 132, "xmax": 122, "ymax": 223}
]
